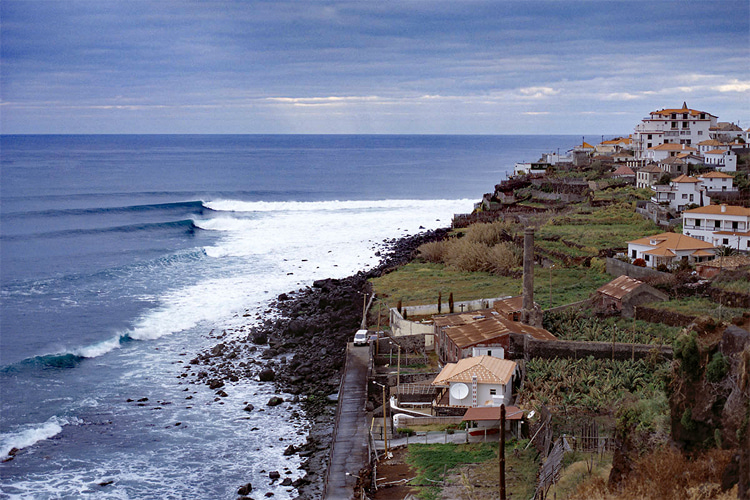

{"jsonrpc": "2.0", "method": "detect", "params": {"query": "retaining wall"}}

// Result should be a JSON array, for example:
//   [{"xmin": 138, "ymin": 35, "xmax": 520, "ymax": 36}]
[
  {"xmin": 507, "ymin": 333, "xmax": 672, "ymax": 362},
  {"xmin": 606, "ymin": 257, "xmax": 669, "ymax": 280}
]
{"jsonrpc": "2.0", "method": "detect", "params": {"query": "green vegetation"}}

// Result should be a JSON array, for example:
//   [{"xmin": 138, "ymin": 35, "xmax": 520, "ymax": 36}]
[
  {"xmin": 370, "ymin": 261, "xmax": 609, "ymax": 311},
  {"xmin": 544, "ymin": 310, "xmax": 682, "ymax": 345},
  {"xmin": 706, "ymin": 352, "xmax": 729, "ymax": 383},
  {"xmin": 537, "ymin": 202, "xmax": 660, "ymax": 255},
  {"xmin": 674, "ymin": 331, "xmax": 700, "ymax": 380},
  {"xmin": 406, "ymin": 443, "xmax": 496, "ymax": 500},
  {"xmin": 649, "ymin": 296, "xmax": 748, "ymax": 322},
  {"xmin": 712, "ymin": 277, "xmax": 750, "ymax": 295},
  {"xmin": 520, "ymin": 357, "xmax": 669, "ymax": 415},
  {"xmin": 405, "ymin": 441, "xmax": 539, "ymax": 500}
]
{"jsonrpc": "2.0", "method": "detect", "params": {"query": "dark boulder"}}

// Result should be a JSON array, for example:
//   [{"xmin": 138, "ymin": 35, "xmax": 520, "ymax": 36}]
[
  {"xmin": 267, "ymin": 396, "xmax": 284, "ymax": 407},
  {"xmin": 258, "ymin": 368, "xmax": 275, "ymax": 382},
  {"xmin": 237, "ymin": 482, "xmax": 253, "ymax": 495}
]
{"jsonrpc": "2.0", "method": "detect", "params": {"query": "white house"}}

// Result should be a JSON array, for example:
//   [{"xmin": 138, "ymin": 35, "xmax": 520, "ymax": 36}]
[
  {"xmin": 644, "ymin": 143, "xmax": 698, "ymax": 163},
  {"xmin": 650, "ymin": 174, "xmax": 711, "ymax": 213},
  {"xmin": 637, "ymin": 164, "xmax": 663, "ymax": 189},
  {"xmin": 432, "ymin": 355, "xmax": 517, "ymax": 408},
  {"xmin": 632, "ymin": 103, "xmax": 718, "ymax": 160},
  {"xmin": 698, "ymin": 171, "xmax": 737, "ymax": 193},
  {"xmin": 682, "ymin": 205, "xmax": 750, "ymax": 253},
  {"xmin": 697, "ymin": 139, "xmax": 726, "ymax": 155},
  {"xmin": 627, "ymin": 232, "xmax": 717, "ymax": 269},
  {"xmin": 703, "ymin": 149, "xmax": 737, "ymax": 172}
]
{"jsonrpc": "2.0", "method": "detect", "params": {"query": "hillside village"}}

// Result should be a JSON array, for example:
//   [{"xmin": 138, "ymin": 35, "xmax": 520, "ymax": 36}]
[{"xmin": 357, "ymin": 103, "xmax": 750, "ymax": 500}]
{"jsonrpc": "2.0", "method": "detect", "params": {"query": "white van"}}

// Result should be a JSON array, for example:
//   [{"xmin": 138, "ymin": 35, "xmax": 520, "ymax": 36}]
[{"xmin": 353, "ymin": 330, "xmax": 368, "ymax": 346}]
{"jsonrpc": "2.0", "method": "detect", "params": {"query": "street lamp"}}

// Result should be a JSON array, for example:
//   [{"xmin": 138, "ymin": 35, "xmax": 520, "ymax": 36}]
[{"xmin": 373, "ymin": 381, "xmax": 389, "ymax": 457}]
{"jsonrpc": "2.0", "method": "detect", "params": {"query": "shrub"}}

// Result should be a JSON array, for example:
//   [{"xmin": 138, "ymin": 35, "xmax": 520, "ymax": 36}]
[
  {"xmin": 417, "ymin": 240, "xmax": 447, "ymax": 263},
  {"xmin": 589, "ymin": 257, "xmax": 606, "ymax": 274},
  {"xmin": 465, "ymin": 219, "xmax": 516, "ymax": 246},
  {"xmin": 486, "ymin": 242, "xmax": 522, "ymax": 274},
  {"xmin": 674, "ymin": 332, "xmax": 700, "ymax": 380},
  {"xmin": 633, "ymin": 258, "xmax": 647, "ymax": 267},
  {"xmin": 706, "ymin": 352, "xmax": 729, "ymax": 383}
]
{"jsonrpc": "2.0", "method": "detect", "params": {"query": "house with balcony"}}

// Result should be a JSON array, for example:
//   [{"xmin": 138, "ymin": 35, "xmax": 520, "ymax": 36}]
[
  {"xmin": 644, "ymin": 143, "xmax": 698, "ymax": 163},
  {"xmin": 682, "ymin": 204, "xmax": 750, "ymax": 253},
  {"xmin": 697, "ymin": 139, "xmax": 726, "ymax": 155},
  {"xmin": 709, "ymin": 122, "xmax": 745, "ymax": 142},
  {"xmin": 632, "ymin": 103, "xmax": 718, "ymax": 160},
  {"xmin": 698, "ymin": 171, "xmax": 737, "ymax": 193},
  {"xmin": 703, "ymin": 149, "xmax": 737, "ymax": 172},
  {"xmin": 650, "ymin": 174, "xmax": 711, "ymax": 213},
  {"xmin": 627, "ymin": 232, "xmax": 717, "ymax": 269}
]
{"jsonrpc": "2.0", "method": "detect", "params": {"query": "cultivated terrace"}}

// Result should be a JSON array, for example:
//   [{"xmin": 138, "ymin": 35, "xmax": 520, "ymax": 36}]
[{"xmin": 365, "ymin": 139, "xmax": 750, "ymax": 500}]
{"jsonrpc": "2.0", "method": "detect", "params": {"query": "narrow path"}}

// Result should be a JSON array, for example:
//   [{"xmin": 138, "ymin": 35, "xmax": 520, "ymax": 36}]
[{"xmin": 324, "ymin": 343, "xmax": 370, "ymax": 500}]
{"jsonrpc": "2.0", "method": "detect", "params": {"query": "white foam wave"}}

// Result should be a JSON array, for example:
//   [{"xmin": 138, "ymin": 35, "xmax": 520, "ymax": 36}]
[
  {"xmin": 0, "ymin": 416, "xmax": 68, "ymax": 457},
  {"xmin": 205, "ymin": 198, "xmax": 473, "ymax": 213},
  {"xmin": 73, "ymin": 336, "xmax": 122, "ymax": 358}
]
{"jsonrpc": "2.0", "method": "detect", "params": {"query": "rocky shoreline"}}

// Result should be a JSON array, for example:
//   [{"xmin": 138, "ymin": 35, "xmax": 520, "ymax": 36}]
[{"xmin": 181, "ymin": 227, "xmax": 450, "ymax": 499}]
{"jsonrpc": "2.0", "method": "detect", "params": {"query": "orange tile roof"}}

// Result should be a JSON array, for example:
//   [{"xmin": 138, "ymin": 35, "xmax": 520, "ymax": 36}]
[
  {"xmin": 628, "ymin": 232, "xmax": 716, "ymax": 252},
  {"xmin": 683, "ymin": 205, "xmax": 750, "ymax": 217},
  {"xmin": 432, "ymin": 355, "xmax": 517, "ymax": 386},
  {"xmin": 613, "ymin": 165, "xmax": 636, "ymax": 176},
  {"xmin": 671, "ymin": 174, "xmax": 699, "ymax": 183},
  {"xmin": 640, "ymin": 164, "xmax": 663, "ymax": 173},
  {"xmin": 462, "ymin": 406, "xmax": 524, "ymax": 421},
  {"xmin": 492, "ymin": 296, "xmax": 524, "ymax": 316},
  {"xmin": 705, "ymin": 149, "xmax": 731, "ymax": 155},
  {"xmin": 698, "ymin": 255, "xmax": 750, "ymax": 269},
  {"xmin": 650, "ymin": 143, "xmax": 697, "ymax": 151},
  {"xmin": 698, "ymin": 139, "xmax": 722, "ymax": 146},
  {"xmin": 698, "ymin": 171, "xmax": 733, "ymax": 178},
  {"xmin": 692, "ymin": 249, "xmax": 715, "ymax": 257}
]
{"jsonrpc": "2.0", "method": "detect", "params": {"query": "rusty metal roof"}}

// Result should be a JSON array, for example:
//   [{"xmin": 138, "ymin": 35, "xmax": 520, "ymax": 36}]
[
  {"xmin": 492, "ymin": 296, "xmax": 524, "ymax": 316},
  {"xmin": 596, "ymin": 275, "xmax": 644, "ymax": 300},
  {"xmin": 436, "ymin": 310, "xmax": 556, "ymax": 348},
  {"xmin": 462, "ymin": 406, "xmax": 524, "ymax": 422},
  {"xmin": 432, "ymin": 355, "xmax": 517, "ymax": 386}
]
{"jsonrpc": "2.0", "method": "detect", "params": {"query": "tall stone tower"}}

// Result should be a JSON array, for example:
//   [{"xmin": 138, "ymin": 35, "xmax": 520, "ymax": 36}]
[{"xmin": 520, "ymin": 227, "xmax": 543, "ymax": 327}]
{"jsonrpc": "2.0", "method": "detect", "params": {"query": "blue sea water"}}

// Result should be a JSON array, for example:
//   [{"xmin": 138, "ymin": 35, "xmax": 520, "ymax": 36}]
[{"xmin": 0, "ymin": 134, "xmax": 580, "ymax": 498}]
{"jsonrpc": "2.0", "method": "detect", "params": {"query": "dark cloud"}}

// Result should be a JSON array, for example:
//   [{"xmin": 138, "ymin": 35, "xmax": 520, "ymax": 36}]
[{"xmin": 1, "ymin": 0, "xmax": 747, "ymax": 133}]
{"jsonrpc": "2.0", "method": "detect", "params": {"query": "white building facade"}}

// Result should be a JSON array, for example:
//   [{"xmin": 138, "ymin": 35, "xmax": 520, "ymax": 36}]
[
  {"xmin": 633, "ymin": 103, "xmax": 718, "ymax": 160},
  {"xmin": 682, "ymin": 205, "xmax": 750, "ymax": 253},
  {"xmin": 650, "ymin": 175, "xmax": 711, "ymax": 213}
]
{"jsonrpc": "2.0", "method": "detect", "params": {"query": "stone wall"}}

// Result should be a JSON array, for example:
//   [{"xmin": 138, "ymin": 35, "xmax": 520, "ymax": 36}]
[
  {"xmin": 507, "ymin": 333, "xmax": 672, "ymax": 362},
  {"xmin": 635, "ymin": 306, "xmax": 696, "ymax": 327},
  {"xmin": 708, "ymin": 287, "xmax": 750, "ymax": 309},
  {"xmin": 606, "ymin": 257, "xmax": 669, "ymax": 280}
]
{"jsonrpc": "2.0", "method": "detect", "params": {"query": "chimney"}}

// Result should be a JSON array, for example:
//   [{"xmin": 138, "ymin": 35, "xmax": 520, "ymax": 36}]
[{"xmin": 522, "ymin": 227, "xmax": 535, "ymax": 313}]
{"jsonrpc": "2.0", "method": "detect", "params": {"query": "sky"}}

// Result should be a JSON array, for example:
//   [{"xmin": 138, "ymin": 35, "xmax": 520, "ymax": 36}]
[{"xmin": 1, "ymin": 0, "xmax": 748, "ymax": 135}]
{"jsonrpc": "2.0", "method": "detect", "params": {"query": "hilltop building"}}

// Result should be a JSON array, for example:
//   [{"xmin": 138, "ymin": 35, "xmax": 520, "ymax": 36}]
[{"xmin": 632, "ymin": 103, "xmax": 718, "ymax": 160}]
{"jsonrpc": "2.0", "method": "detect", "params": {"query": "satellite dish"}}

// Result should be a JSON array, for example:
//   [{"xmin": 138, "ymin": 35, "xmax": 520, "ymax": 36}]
[{"xmin": 450, "ymin": 383, "xmax": 469, "ymax": 400}]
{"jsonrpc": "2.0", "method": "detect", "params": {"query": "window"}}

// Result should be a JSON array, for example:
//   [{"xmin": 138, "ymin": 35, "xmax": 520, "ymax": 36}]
[
  {"xmin": 732, "ymin": 221, "xmax": 739, "ymax": 230},
  {"xmin": 648, "ymin": 134, "xmax": 652, "ymax": 140},
  {"xmin": 631, "ymin": 249, "xmax": 637, "ymax": 258},
  {"xmin": 683, "ymin": 113, "xmax": 688, "ymax": 119},
  {"xmin": 698, "ymin": 131, "xmax": 703, "ymax": 135},
  {"xmin": 683, "ymin": 122, "xmax": 689, "ymax": 129},
  {"xmin": 695, "ymin": 219, "xmax": 701, "ymax": 227},
  {"xmin": 715, "ymin": 220, "xmax": 721, "ymax": 229},
  {"xmin": 723, "ymin": 238, "xmax": 729, "ymax": 245},
  {"xmin": 644, "ymin": 254, "xmax": 650, "ymax": 262},
  {"xmin": 682, "ymin": 194, "xmax": 688, "ymax": 199},
  {"xmin": 490, "ymin": 389, "xmax": 497, "ymax": 396},
  {"xmin": 700, "ymin": 113, "xmax": 706, "ymax": 119},
  {"xmin": 647, "ymin": 143, "xmax": 652, "ymax": 148},
  {"xmin": 487, "ymin": 350, "xmax": 492, "ymax": 357},
  {"xmin": 689, "ymin": 194, "xmax": 694, "ymax": 202}
]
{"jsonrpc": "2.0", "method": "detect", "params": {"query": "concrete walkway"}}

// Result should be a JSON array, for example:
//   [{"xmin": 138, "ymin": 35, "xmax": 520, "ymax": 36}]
[
  {"xmin": 324, "ymin": 344, "xmax": 370, "ymax": 500},
  {"xmin": 374, "ymin": 430, "xmax": 500, "ymax": 450}
]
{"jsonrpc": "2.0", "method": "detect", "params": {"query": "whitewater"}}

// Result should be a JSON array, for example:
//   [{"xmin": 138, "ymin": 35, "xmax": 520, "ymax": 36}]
[{"xmin": 0, "ymin": 134, "xmax": 579, "ymax": 498}]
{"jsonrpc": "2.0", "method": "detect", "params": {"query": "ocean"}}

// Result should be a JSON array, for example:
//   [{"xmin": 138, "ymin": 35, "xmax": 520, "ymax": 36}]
[{"xmin": 0, "ymin": 134, "xmax": 579, "ymax": 498}]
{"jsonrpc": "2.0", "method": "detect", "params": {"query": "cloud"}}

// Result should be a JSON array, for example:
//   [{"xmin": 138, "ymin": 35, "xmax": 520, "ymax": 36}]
[
  {"xmin": 518, "ymin": 86, "xmax": 560, "ymax": 99},
  {"xmin": 714, "ymin": 80, "xmax": 750, "ymax": 93}
]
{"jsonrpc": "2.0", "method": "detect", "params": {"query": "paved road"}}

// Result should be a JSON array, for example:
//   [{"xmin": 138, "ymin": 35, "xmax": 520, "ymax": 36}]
[{"xmin": 324, "ymin": 344, "xmax": 370, "ymax": 500}]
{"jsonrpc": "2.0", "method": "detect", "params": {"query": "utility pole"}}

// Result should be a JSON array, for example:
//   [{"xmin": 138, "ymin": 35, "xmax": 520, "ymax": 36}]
[{"xmin": 500, "ymin": 404, "xmax": 506, "ymax": 499}]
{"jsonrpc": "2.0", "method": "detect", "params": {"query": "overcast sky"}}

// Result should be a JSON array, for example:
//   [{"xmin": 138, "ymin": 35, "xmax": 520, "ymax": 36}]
[{"xmin": 1, "ymin": 1, "xmax": 748, "ymax": 134}]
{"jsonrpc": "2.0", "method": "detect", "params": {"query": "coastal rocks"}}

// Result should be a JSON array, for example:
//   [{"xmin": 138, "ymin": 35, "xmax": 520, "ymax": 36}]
[
  {"xmin": 258, "ymin": 368, "xmax": 275, "ymax": 382},
  {"xmin": 237, "ymin": 482, "xmax": 253, "ymax": 495},
  {"xmin": 243, "ymin": 404, "xmax": 255, "ymax": 412},
  {"xmin": 266, "ymin": 396, "xmax": 284, "ymax": 407},
  {"xmin": 283, "ymin": 444, "xmax": 296, "ymax": 456}
]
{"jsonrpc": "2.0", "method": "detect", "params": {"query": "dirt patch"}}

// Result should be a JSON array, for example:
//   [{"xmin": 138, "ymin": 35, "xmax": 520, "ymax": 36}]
[
  {"xmin": 372, "ymin": 446, "xmax": 417, "ymax": 499},
  {"xmin": 441, "ymin": 461, "xmax": 500, "ymax": 500}
]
